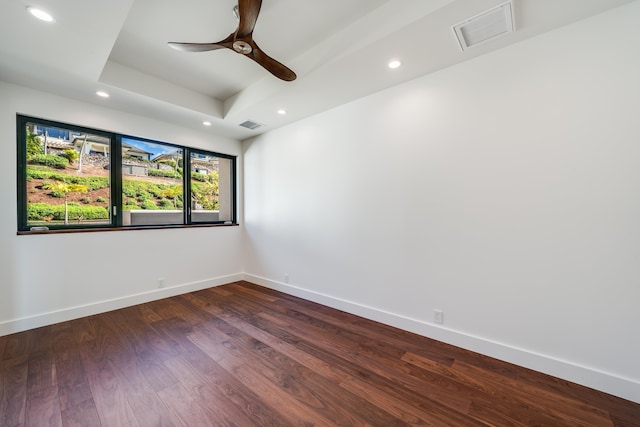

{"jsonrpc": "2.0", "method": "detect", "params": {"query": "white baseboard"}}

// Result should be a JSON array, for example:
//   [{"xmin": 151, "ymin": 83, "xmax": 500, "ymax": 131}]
[
  {"xmin": 243, "ymin": 273, "xmax": 640, "ymax": 404},
  {"xmin": 0, "ymin": 273, "xmax": 243, "ymax": 337}
]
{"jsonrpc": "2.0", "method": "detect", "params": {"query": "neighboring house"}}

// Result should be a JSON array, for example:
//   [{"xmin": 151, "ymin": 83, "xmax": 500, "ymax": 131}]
[
  {"xmin": 31, "ymin": 125, "xmax": 73, "ymax": 153},
  {"xmin": 153, "ymin": 151, "xmax": 214, "ymax": 173},
  {"xmin": 71, "ymin": 136, "xmax": 155, "ymax": 175},
  {"xmin": 72, "ymin": 134, "xmax": 111, "ymax": 156},
  {"xmin": 123, "ymin": 142, "xmax": 153, "ymax": 161},
  {"xmin": 156, "ymin": 152, "xmax": 220, "ymax": 175},
  {"xmin": 151, "ymin": 152, "xmax": 181, "ymax": 164},
  {"xmin": 71, "ymin": 136, "xmax": 153, "ymax": 161},
  {"xmin": 192, "ymin": 153, "xmax": 219, "ymax": 175}
]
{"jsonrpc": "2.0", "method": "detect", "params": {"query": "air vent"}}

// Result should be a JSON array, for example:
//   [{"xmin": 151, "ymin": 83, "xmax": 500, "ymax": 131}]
[
  {"xmin": 452, "ymin": 1, "xmax": 514, "ymax": 51},
  {"xmin": 238, "ymin": 120, "xmax": 265, "ymax": 130}
]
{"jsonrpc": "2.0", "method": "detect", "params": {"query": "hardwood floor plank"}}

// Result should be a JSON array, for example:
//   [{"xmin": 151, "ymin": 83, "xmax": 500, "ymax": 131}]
[
  {"xmin": 193, "ymin": 290, "xmax": 507, "ymax": 422},
  {"xmin": 200, "ymin": 300, "xmax": 484, "ymax": 424},
  {"xmin": 71, "ymin": 317, "xmax": 97, "ymax": 345},
  {"xmin": 253, "ymin": 311, "xmax": 475, "ymax": 415},
  {"xmin": 157, "ymin": 381, "xmax": 231, "ymax": 427},
  {"xmin": 0, "ymin": 356, "xmax": 29, "ymax": 427},
  {"xmin": 27, "ymin": 326, "xmax": 54, "ymax": 355},
  {"xmin": 27, "ymin": 351, "xmax": 57, "ymax": 394},
  {"xmin": 24, "ymin": 385, "xmax": 62, "ymax": 427},
  {"xmin": 0, "ymin": 335, "xmax": 7, "ymax": 360},
  {"xmin": 339, "ymin": 374, "xmax": 479, "ymax": 427},
  {"xmin": 79, "ymin": 339, "xmax": 140, "ymax": 427},
  {"xmin": 2, "ymin": 281, "xmax": 639, "ymax": 426},
  {"xmin": 2, "ymin": 332, "xmax": 32, "ymax": 361},
  {"xmin": 61, "ymin": 399, "xmax": 102, "ymax": 427},
  {"xmin": 163, "ymin": 355, "xmax": 256, "ymax": 427},
  {"xmin": 155, "ymin": 316, "xmax": 293, "ymax": 426},
  {"xmin": 191, "ymin": 321, "xmax": 407, "ymax": 426},
  {"xmin": 51, "ymin": 328, "xmax": 92, "ymax": 411},
  {"xmin": 180, "ymin": 292, "xmax": 348, "ymax": 383},
  {"xmin": 400, "ymin": 351, "xmax": 566, "ymax": 426},
  {"xmin": 137, "ymin": 304, "xmax": 164, "ymax": 324},
  {"xmin": 146, "ymin": 297, "xmax": 202, "ymax": 325},
  {"xmin": 109, "ymin": 307, "xmax": 184, "ymax": 363},
  {"xmin": 453, "ymin": 360, "xmax": 615, "ymax": 427},
  {"xmin": 108, "ymin": 347, "xmax": 180, "ymax": 427}
]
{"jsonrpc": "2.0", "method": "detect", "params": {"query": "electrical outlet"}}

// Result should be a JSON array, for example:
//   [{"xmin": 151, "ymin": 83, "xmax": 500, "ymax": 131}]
[
  {"xmin": 434, "ymin": 309, "xmax": 443, "ymax": 324},
  {"xmin": 284, "ymin": 273, "xmax": 289, "ymax": 284},
  {"xmin": 158, "ymin": 278, "xmax": 165, "ymax": 288}
]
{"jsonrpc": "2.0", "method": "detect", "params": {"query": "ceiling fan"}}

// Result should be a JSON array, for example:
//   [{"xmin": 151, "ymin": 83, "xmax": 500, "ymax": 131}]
[{"xmin": 168, "ymin": 0, "xmax": 296, "ymax": 81}]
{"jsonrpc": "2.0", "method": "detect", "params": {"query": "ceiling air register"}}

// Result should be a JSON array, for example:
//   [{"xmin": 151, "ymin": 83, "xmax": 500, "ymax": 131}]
[{"xmin": 452, "ymin": 1, "xmax": 515, "ymax": 51}]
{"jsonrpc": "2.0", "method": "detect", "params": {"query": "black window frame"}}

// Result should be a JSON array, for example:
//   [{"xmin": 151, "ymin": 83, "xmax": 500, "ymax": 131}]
[{"xmin": 17, "ymin": 115, "xmax": 237, "ymax": 233}]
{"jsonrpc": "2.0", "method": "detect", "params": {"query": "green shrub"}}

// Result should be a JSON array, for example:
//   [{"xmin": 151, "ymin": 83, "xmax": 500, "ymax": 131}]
[
  {"xmin": 141, "ymin": 199, "xmax": 157, "ymax": 210},
  {"xmin": 157, "ymin": 159, "xmax": 177, "ymax": 168},
  {"xmin": 40, "ymin": 182, "xmax": 64, "ymax": 198},
  {"xmin": 27, "ymin": 131, "xmax": 43, "ymax": 159},
  {"xmin": 96, "ymin": 197, "xmax": 107, "ymax": 203},
  {"xmin": 136, "ymin": 189, "xmax": 151, "ymax": 199},
  {"xmin": 123, "ymin": 203, "xmax": 140, "ymax": 211},
  {"xmin": 158, "ymin": 199, "xmax": 174, "ymax": 209},
  {"xmin": 60, "ymin": 149, "xmax": 79, "ymax": 164},
  {"xmin": 191, "ymin": 172, "xmax": 209, "ymax": 182},
  {"xmin": 81, "ymin": 196, "xmax": 92, "ymax": 204},
  {"xmin": 68, "ymin": 205, "xmax": 109, "ymax": 220},
  {"xmin": 27, "ymin": 203, "xmax": 109, "ymax": 221},
  {"xmin": 76, "ymin": 176, "xmax": 109, "ymax": 191},
  {"xmin": 27, "ymin": 168, "xmax": 63, "ymax": 180},
  {"xmin": 148, "ymin": 169, "xmax": 179, "ymax": 178},
  {"xmin": 147, "ymin": 185, "xmax": 162, "ymax": 197},
  {"xmin": 26, "ymin": 168, "xmax": 109, "ymax": 190},
  {"xmin": 30, "ymin": 154, "xmax": 68, "ymax": 169},
  {"xmin": 27, "ymin": 203, "xmax": 57, "ymax": 220},
  {"xmin": 123, "ymin": 182, "xmax": 138, "ymax": 198}
]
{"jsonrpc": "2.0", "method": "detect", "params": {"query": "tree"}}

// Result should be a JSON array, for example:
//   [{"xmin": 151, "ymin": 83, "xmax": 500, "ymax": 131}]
[
  {"xmin": 77, "ymin": 135, "xmax": 88, "ymax": 173},
  {"xmin": 61, "ymin": 148, "xmax": 79, "ymax": 164},
  {"xmin": 161, "ymin": 185, "xmax": 182, "ymax": 209},
  {"xmin": 26, "ymin": 131, "xmax": 43, "ymax": 159},
  {"xmin": 42, "ymin": 181, "xmax": 88, "ymax": 224}
]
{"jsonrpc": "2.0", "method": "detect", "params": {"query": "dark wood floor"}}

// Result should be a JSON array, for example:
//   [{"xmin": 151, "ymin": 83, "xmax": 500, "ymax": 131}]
[{"xmin": 1, "ymin": 281, "xmax": 638, "ymax": 426}]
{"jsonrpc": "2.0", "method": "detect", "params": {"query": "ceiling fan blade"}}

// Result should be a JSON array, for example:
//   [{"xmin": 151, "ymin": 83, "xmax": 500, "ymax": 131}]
[
  {"xmin": 167, "ymin": 1, "xmax": 297, "ymax": 82},
  {"xmin": 248, "ymin": 42, "xmax": 297, "ymax": 81},
  {"xmin": 168, "ymin": 42, "xmax": 230, "ymax": 52},
  {"xmin": 236, "ymin": 0, "xmax": 262, "ymax": 39}
]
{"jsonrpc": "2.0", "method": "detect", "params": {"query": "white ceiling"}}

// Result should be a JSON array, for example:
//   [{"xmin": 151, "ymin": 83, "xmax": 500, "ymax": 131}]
[{"xmin": 0, "ymin": 0, "xmax": 635, "ymax": 140}]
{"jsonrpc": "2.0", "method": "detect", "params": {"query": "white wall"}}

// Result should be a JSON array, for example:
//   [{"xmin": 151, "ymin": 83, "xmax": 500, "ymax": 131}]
[
  {"xmin": 243, "ymin": 2, "xmax": 640, "ymax": 403},
  {"xmin": 0, "ymin": 82, "xmax": 244, "ymax": 334}
]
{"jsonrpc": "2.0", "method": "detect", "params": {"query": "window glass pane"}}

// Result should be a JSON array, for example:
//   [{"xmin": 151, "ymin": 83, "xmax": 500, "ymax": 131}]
[
  {"xmin": 121, "ymin": 138, "xmax": 184, "ymax": 226},
  {"xmin": 190, "ymin": 152, "xmax": 233, "ymax": 223},
  {"xmin": 25, "ymin": 122, "xmax": 111, "ymax": 228}
]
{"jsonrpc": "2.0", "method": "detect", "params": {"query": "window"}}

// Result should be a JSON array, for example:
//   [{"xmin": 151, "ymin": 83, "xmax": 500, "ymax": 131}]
[
  {"xmin": 121, "ymin": 138, "xmax": 184, "ymax": 226},
  {"xmin": 17, "ymin": 115, "xmax": 236, "ymax": 232},
  {"xmin": 190, "ymin": 150, "xmax": 234, "ymax": 224}
]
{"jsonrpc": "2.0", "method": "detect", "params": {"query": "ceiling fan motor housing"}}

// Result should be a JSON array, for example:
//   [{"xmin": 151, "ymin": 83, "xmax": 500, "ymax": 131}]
[{"xmin": 233, "ymin": 40, "xmax": 252, "ymax": 54}]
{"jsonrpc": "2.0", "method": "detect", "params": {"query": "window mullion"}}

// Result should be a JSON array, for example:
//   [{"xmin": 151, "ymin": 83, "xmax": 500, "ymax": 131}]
[
  {"xmin": 184, "ymin": 148, "xmax": 192, "ymax": 224},
  {"xmin": 111, "ymin": 135, "xmax": 123, "ymax": 227}
]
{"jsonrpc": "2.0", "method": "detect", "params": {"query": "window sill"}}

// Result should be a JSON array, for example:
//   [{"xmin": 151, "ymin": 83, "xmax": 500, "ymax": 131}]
[{"xmin": 17, "ymin": 222, "xmax": 239, "ymax": 235}]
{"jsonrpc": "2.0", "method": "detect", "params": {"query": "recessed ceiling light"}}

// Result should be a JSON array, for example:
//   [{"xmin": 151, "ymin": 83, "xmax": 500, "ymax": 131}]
[
  {"xmin": 96, "ymin": 91, "xmax": 110, "ymax": 98},
  {"xmin": 277, "ymin": 109, "xmax": 287, "ymax": 115},
  {"xmin": 27, "ymin": 7, "xmax": 55, "ymax": 23},
  {"xmin": 203, "ymin": 121, "xmax": 212, "ymax": 126},
  {"xmin": 388, "ymin": 60, "xmax": 402, "ymax": 69}
]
